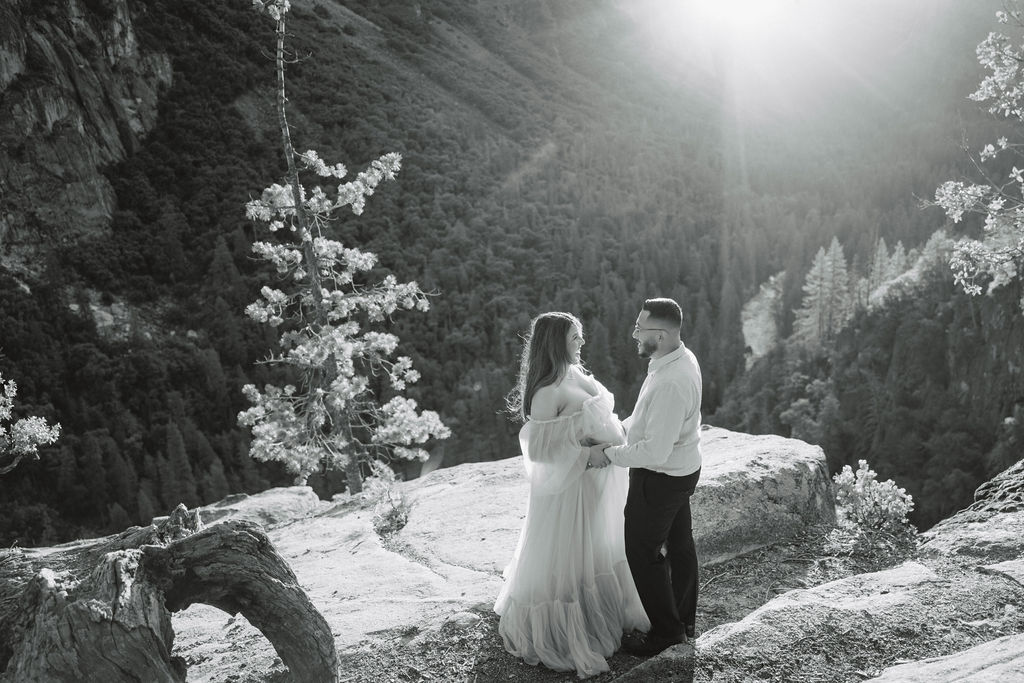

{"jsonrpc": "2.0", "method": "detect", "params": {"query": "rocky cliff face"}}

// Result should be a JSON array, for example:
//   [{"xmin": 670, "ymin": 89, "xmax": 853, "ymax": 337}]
[
  {"xmin": 0, "ymin": 0, "xmax": 170, "ymax": 261},
  {"xmin": 9, "ymin": 427, "xmax": 1019, "ymax": 681},
  {"xmin": 163, "ymin": 430, "xmax": 1024, "ymax": 682},
  {"xmin": 167, "ymin": 427, "xmax": 836, "ymax": 682}
]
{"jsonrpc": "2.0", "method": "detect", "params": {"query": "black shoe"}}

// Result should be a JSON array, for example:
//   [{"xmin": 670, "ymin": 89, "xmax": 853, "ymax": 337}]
[
  {"xmin": 685, "ymin": 624, "xmax": 696, "ymax": 639},
  {"xmin": 622, "ymin": 632, "xmax": 685, "ymax": 657},
  {"xmin": 621, "ymin": 631, "xmax": 644, "ymax": 650}
]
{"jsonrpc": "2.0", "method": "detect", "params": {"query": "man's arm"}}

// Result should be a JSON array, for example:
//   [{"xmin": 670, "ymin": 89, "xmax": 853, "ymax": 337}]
[{"xmin": 605, "ymin": 384, "xmax": 688, "ymax": 468}]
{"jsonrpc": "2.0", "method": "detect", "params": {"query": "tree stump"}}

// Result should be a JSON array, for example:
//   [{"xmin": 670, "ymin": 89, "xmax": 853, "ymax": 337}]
[{"xmin": 0, "ymin": 505, "xmax": 338, "ymax": 682}]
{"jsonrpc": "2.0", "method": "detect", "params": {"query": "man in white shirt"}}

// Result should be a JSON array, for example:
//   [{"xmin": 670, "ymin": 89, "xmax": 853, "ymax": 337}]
[{"xmin": 588, "ymin": 297, "xmax": 702, "ymax": 656}]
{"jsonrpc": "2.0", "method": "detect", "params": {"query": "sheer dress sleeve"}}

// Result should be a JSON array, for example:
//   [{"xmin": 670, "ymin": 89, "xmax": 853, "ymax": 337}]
[{"xmin": 519, "ymin": 416, "xmax": 587, "ymax": 497}]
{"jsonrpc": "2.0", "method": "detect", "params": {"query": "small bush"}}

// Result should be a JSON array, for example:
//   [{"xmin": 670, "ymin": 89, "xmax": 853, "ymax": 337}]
[
  {"xmin": 834, "ymin": 459, "xmax": 914, "ymax": 533},
  {"xmin": 365, "ymin": 461, "xmax": 411, "ymax": 540},
  {"xmin": 827, "ymin": 460, "xmax": 917, "ymax": 563}
]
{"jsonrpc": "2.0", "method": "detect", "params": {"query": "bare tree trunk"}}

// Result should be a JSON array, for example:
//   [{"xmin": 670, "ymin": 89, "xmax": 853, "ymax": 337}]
[
  {"xmin": 0, "ymin": 506, "xmax": 338, "ymax": 682},
  {"xmin": 345, "ymin": 453, "xmax": 364, "ymax": 494}
]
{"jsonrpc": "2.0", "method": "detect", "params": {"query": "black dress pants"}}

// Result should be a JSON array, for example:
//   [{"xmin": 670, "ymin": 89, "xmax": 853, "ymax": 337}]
[{"xmin": 624, "ymin": 467, "xmax": 701, "ymax": 639}]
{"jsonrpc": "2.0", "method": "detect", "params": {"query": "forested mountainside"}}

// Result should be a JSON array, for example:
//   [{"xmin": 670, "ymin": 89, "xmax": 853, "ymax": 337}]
[
  {"xmin": 0, "ymin": 0, "xmax": 1014, "ymax": 543},
  {"xmin": 715, "ymin": 233, "xmax": 1024, "ymax": 527}
]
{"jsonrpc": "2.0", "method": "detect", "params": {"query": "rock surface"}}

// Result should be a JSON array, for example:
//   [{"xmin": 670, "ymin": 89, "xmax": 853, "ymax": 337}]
[
  {"xmin": 693, "ymin": 427, "xmax": 835, "ymax": 564},
  {"xmin": 919, "ymin": 458, "xmax": 1024, "ymax": 563},
  {"xmin": 868, "ymin": 633, "xmax": 1024, "ymax": 681},
  {"xmin": 192, "ymin": 486, "xmax": 328, "ymax": 529},
  {"xmin": 171, "ymin": 426, "xmax": 834, "ymax": 681},
  {"xmin": 969, "ymin": 459, "xmax": 1024, "ymax": 514},
  {"xmin": 12, "ymin": 427, "xmax": 1021, "ymax": 682},
  {"xmin": 694, "ymin": 561, "xmax": 946, "ymax": 673},
  {"xmin": 672, "ymin": 456, "xmax": 1024, "ymax": 683}
]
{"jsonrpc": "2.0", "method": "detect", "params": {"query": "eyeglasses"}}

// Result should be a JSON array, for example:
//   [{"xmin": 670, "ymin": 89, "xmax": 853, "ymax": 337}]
[{"xmin": 632, "ymin": 324, "xmax": 668, "ymax": 334}]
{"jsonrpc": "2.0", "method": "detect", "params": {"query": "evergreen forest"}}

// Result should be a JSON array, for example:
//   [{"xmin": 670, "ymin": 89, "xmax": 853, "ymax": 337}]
[{"xmin": 2, "ymin": 0, "xmax": 1022, "ymax": 545}]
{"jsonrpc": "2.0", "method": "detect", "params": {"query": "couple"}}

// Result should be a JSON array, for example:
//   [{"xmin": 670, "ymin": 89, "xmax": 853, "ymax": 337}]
[{"xmin": 494, "ymin": 297, "xmax": 703, "ymax": 678}]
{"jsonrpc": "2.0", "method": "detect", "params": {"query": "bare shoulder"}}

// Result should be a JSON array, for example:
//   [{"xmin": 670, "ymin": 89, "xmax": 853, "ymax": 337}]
[{"xmin": 529, "ymin": 384, "xmax": 562, "ymax": 420}]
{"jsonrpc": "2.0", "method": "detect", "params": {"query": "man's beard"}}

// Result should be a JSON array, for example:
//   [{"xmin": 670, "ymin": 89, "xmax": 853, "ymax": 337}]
[{"xmin": 637, "ymin": 338, "xmax": 658, "ymax": 358}]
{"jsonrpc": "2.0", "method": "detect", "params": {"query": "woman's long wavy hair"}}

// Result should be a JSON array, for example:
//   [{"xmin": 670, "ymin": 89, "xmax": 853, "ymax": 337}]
[{"xmin": 506, "ymin": 312, "xmax": 583, "ymax": 422}]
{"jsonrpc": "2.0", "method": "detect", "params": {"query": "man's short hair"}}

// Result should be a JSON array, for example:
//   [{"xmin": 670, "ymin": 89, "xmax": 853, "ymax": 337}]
[{"xmin": 643, "ymin": 297, "xmax": 682, "ymax": 329}]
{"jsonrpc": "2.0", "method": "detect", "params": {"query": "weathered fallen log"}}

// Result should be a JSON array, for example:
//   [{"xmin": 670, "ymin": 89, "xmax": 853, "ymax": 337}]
[{"xmin": 0, "ymin": 505, "xmax": 338, "ymax": 682}]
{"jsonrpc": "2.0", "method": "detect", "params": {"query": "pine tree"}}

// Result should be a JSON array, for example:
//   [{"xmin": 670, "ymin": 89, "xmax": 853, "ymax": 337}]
[
  {"xmin": 791, "ymin": 237, "xmax": 851, "ymax": 349},
  {"xmin": 77, "ymin": 432, "xmax": 109, "ymax": 512},
  {"xmin": 196, "ymin": 348, "xmax": 230, "ymax": 419},
  {"xmin": 155, "ymin": 455, "xmax": 175, "ymax": 511},
  {"xmin": 868, "ymin": 236, "xmax": 891, "ymax": 293},
  {"xmin": 103, "ymin": 439, "xmax": 139, "ymax": 513},
  {"xmin": 792, "ymin": 246, "xmax": 829, "ymax": 348},
  {"xmin": 107, "ymin": 502, "xmax": 132, "ymax": 531},
  {"xmin": 140, "ymin": 453, "xmax": 159, "ymax": 488},
  {"xmin": 137, "ymin": 487, "xmax": 157, "ymax": 525},
  {"xmin": 200, "ymin": 456, "xmax": 231, "ymax": 504},
  {"xmin": 890, "ymin": 241, "xmax": 908, "ymax": 278},
  {"xmin": 150, "ymin": 199, "xmax": 190, "ymax": 283},
  {"xmin": 204, "ymin": 297, "xmax": 247, "ymax": 366},
  {"xmin": 181, "ymin": 419, "xmax": 217, "ymax": 473},
  {"xmin": 239, "ymin": 0, "xmax": 451, "ymax": 493},
  {"xmin": 824, "ymin": 236, "xmax": 852, "ymax": 335},
  {"xmin": 205, "ymin": 235, "xmax": 247, "ymax": 308},
  {"xmin": 162, "ymin": 423, "xmax": 198, "ymax": 508}
]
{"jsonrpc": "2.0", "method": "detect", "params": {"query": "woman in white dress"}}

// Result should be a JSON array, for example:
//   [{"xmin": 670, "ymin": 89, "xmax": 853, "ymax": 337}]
[{"xmin": 494, "ymin": 312, "xmax": 650, "ymax": 678}]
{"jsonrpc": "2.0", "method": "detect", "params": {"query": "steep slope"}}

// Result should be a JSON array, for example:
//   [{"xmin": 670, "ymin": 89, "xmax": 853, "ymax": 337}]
[{"xmin": 0, "ymin": 0, "xmax": 170, "ymax": 257}]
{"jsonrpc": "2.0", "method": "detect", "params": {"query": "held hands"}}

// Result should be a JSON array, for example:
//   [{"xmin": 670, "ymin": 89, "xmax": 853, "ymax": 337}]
[{"xmin": 587, "ymin": 443, "xmax": 611, "ymax": 469}]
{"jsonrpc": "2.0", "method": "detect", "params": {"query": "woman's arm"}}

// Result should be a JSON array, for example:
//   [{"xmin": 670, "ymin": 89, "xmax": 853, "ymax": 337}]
[{"xmin": 528, "ymin": 384, "xmax": 561, "ymax": 420}]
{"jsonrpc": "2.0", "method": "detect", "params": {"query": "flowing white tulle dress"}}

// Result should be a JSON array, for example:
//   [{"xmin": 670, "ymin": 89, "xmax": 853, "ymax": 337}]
[{"xmin": 494, "ymin": 382, "xmax": 650, "ymax": 678}]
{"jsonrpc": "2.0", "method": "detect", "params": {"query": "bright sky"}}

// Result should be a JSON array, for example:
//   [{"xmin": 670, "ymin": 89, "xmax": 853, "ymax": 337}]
[
  {"xmin": 621, "ymin": 0, "xmax": 889, "ymax": 192},
  {"xmin": 683, "ymin": 0, "xmax": 810, "ymax": 45},
  {"xmin": 627, "ymin": 0, "xmax": 842, "ymax": 93}
]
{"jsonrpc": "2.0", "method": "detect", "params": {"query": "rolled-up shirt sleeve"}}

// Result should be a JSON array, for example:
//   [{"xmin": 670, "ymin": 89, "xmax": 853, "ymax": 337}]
[{"xmin": 605, "ymin": 384, "xmax": 687, "ymax": 468}]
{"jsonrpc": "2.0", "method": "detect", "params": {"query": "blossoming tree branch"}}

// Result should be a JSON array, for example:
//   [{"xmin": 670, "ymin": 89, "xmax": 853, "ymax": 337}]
[
  {"xmin": 935, "ymin": 5, "xmax": 1024, "ymax": 311},
  {"xmin": 241, "ymin": 0, "xmax": 450, "ymax": 493},
  {"xmin": 0, "ymin": 372, "xmax": 60, "ymax": 475}
]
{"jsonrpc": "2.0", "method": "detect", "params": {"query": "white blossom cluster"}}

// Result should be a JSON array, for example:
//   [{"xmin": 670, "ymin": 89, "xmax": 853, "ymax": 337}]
[
  {"xmin": 239, "ymin": 383, "xmax": 350, "ymax": 479},
  {"xmin": 833, "ymin": 460, "xmax": 914, "ymax": 535},
  {"xmin": 336, "ymin": 153, "xmax": 402, "ymax": 216},
  {"xmin": 972, "ymin": 31, "xmax": 1024, "ymax": 120},
  {"xmin": 245, "ymin": 183, "xmax": 296, "ymax": 226},
  {"xmin": 1, "ymin": 374, "xmax": 61, "ymax": 466},
  {"xmin": 935, "ymin": 9, "xmax": 1024, "ymax": 310},
  {"xmin": 252, "ymin": 0, "xmax": 290, "ymax": 21},
  {"xmin": 245, "ymin": 154, "xmax": 402, "ymax": 228},
  {"xmin": 300, "ymin": 150, "xmax": 347, "ymax": 179},
  {"xmin": 371, "ymin": 397, "xmax": 450, "ymax": 461}
]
